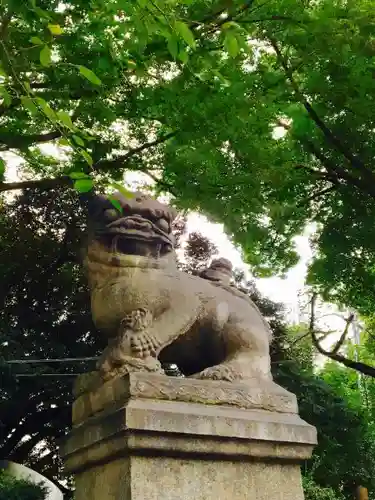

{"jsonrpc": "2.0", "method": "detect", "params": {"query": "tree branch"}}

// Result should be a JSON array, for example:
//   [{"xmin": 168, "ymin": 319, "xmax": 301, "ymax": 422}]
[
  {"xmin": 278, "ymin": 111, "xmax": 375, "ymax": 198},
  {"xmin": 195, "ymin": 0, "xmax": 256, "ymax": 28},
  {"xmin": 0, "ymin": 131, "xmax": 177, "ymax": 193},
  {"xmin": 145, "ymin": 170, "xmax": 178, "ymax": 196},
  {"xmin": 303, "ymin": 140, "xmax": 375, "ymax": 199},
  {"xmin": 0, "ymin": 89, "xmax": 98, "ymax": 117},
  {"xmin": 92, "ymin": 131, "xmax": 176, "ymax": 171},
  {"xmin": 0, "ymin": 13, "xmax": 12, "ymax": 38},
  {"xmin": 309, "ymin": 294, "xmax": 375, "ymax": 377},
  {"xmin": 0, "ymin": 131, "xmax": 62, "ymax": 150},
  {"xmin": 46, "ymin": 217, "xmax": 81, "ymax": 273},
  {"xmin": 241, "ymin": 15, "xmax": 305, "ymax": 24},
  {"xmin": 309, "ymin": 292, "xmax": 352, "ymax": 353},
  {"xmin": 269, "ymin": 37, "xmax": 375, "ymax": 186},
  {"xmin": 295, "ymin": 185, "xmax": 336, "ymax": 208},
  {"xmin": 318, "ymin": 351, "xmax": 375, "ymax": 378},
  {"xmin": 0, "ymin": 176, "xmax": 72, "ymax": 193}
]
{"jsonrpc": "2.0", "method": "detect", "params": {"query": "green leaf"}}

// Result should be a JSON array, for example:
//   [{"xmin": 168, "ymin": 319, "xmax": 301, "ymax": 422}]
[
  {"xmin": 57, "ymin": 110, "xmax": 75, "ymax": 130},
  {"xmin": 0, "ymin": 158, "xmax": 5, "ymax": 179},
  {"xmin": 177, "ymin": 49, "xmax": 189, "ymax": 64},
  {"xmin": 23, "ymin": 81, "xmax": 32, "ymax": 93},
  {"xmin": 175, "ymin": 21, "xmax": 196, "ymax": 49},
  {"xmin": 108, "ymin": 196, "xmax": 123, "ymax": 213},
  {"xmin": 224, "ymin": 33, "xmax": 239, "ymax": 58},
  {"xmin": 110, "ymin": 183, "xmax": 134, "ymax": 199},
  {"xmin": 127, "ymin": 60, "xmax": 137, "ymax": 69},
  {"xmin": 74, "ymin": 178, "xmax": 94, "ymax": 193},
  {"xmin": 80, "ymin": 150, "xmax": 93, "ymax": 166},
  {"xmin": 47, "ymin": 24, "xmax": 63, "ymax": 36},
  {"xmin": 81, "ymin": 132, "xmax": 94, "ymax": 142},
  {"xmin": 69, "ymin": 171, "xmax": 88, "ymax": 179},
  {"xmin": 72, "ymin": 135, "xmax": 85, "ymax": 146},
  {"xmin": 213, "ymin": 70, "xmax": 231, "ymax": 87},
  {"xmin": 79, "ymin": 66, "xmax": 102, "ymax": 86},
  {"xmin": 32, "ymin": 6, "xmax": 51, "ymax": 20},
  {"xmin": 40, "ymin": 45, "xmax": 52, "ymax": 67},
  {"xmin": 0, "ymin": 86, "xmax": 12, "ymax": 107},
  {"xmin": 221, "ymin": 21, "xmax": 241, "ymax": 31},
  {"xmin": 20, "ymin": 96, "xmax": 38, "ymax": 115},
  {"xmin": 58, "ymin": 138, "xmax": 70, "ymax": 146},
  {"xmin": 34, "ymin": 97, "xmax": 56, "ymax": 121},
  {"xmin": 30, "ymin": 36, "xmax": 43, "ymax": 45},
  {"xmin": 167, "ymin": 36, "xmax": 179, "ymax": 59},
  {"xmin": 234, "ymin": 31, "xmax": 250, "ymax": 51}
]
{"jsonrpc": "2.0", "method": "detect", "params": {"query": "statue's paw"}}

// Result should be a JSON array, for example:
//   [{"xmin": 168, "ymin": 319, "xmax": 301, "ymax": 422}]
[
  {"xmin": 193, "ymin": 364, "xmax": 242, "ymax": 382},
  {"xmin": 126, "ymin": 331, "xmax": 161, "ymax": 358},
  {"xmin": 121, "ymin": 309, "xmax": 153, "ymax": 332},
  {"xmin": 98, "ymin": 354, "xmax": 163, "ymax": 381}
]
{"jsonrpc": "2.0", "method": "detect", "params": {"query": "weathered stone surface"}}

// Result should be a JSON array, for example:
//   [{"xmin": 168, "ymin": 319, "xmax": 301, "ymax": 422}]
[
  {"xmin": 63, "ymin": 387, "xmax": 316, "ymax": 500},
  {"xmin": 65, "ymin": 399, "xmax": 316, "ymax": 464},
  {"xmin": 132, "ymin": 457, "xmax": 305, "ymax": 500},
  {"xmin": 73, "ymin": 455, "xmax": 306, "ymax": 500},
  {"xmin": 84, "ymin": 191, "xmax": 274, "ymax": 384},
  {"xmin": 72, "ymin": 372, "xmax": 299, "ymax": 426}
]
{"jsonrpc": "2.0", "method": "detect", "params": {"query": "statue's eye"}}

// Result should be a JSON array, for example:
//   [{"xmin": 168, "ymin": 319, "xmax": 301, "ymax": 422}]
[
  {"xmin": 104, "ymin": 208, "xmax": 118, "ymax": 220},
  {"xmin": 155, "ymin": 218, "xmax": 169, "ymax": 232}
]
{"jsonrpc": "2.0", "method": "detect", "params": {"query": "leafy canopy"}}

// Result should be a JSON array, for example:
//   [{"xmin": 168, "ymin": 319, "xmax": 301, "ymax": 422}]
[
  {"xmin": 1, "ymin": 0, "xmax": 375, "ymax": 310},
  {"xmin": 0, "ymin": 471, "xmax": 47, "ymax": 500}
]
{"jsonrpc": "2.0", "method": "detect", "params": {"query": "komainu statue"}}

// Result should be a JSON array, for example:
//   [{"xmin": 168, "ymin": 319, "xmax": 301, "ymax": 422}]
[{"xmin": 83, "ymin": 191, "xmax": 273, "ymax": 383}]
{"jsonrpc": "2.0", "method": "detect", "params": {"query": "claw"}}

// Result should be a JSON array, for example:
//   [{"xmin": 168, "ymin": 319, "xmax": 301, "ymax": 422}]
[
  {"xmin": 194, "ymin": 364, "xmax": 242, "ymax": 382},
  {"xmin": 125, "ymin": 331, "xmax": 161, "ymax": 358}
]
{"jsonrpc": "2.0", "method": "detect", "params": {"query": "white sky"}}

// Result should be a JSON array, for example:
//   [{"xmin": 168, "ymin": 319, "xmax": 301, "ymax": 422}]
[{"xmin": 186, "ymin": 212, "xmax": 311, "ymax": 311}]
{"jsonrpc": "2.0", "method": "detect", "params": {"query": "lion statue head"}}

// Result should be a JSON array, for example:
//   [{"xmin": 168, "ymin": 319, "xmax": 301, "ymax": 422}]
[{"xmin": 85, "ymin": 191, "xmax": 177, "ymax": 264}]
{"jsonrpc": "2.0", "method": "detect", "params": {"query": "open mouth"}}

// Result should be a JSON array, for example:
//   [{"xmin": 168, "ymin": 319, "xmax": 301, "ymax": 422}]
[
  {"xmin": 98, "ymin": 229, "xmax": 173, "ymax": 256},
  {"xmin": 91, "ymin": 215, "xmax": 174, "ymax": 257}
]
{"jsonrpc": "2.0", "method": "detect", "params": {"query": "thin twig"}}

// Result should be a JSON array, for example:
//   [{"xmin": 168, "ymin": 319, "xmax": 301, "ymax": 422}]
[
  {"xmin": 145, "ymin": 170, "xmax": 178, "ymax": 196},
  {"xmin": 93, "ymin": 131, "xmax": 176, "ymax": 171},
  {"xmin": 287, "ymin": 330, "xmax": 311, "ymax": 347},
  {"xmin": 295, "ymin": 185, "xmax": 336, "ymax": 208},
  {"xmin": 308, "ymin": 295, "xmax": 375, "ymax": 377}
]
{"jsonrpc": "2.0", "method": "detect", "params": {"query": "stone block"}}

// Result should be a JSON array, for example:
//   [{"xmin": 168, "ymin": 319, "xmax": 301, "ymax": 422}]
[
  {"xmin": 71, "ymin": 372, "xmax": 299, "ymax": 425},
  {"xmin": 62, "ymin": 373, "xmax": 316, "ymax": 500}
]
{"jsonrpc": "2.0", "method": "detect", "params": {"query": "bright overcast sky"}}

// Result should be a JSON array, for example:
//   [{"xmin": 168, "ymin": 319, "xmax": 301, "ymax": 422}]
[{"xmin": 187, "ymin": 211, "xmax": 311, "ymax": 314}]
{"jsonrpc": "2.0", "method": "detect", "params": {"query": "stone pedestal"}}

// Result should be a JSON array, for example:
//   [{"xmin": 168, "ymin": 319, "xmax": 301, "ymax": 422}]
[{"xmin": 62, "ymin": 373, "xmax": 317, "ymax": 500}]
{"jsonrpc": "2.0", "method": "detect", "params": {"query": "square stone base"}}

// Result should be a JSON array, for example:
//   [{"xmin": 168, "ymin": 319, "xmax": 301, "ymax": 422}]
[
  {"xmin": 74, "ymin": 454, "xmax": 306, "ymax": 500},
  {"xmin": 62, "ymin": 373, "xmax": 317, "ymax": 500}
]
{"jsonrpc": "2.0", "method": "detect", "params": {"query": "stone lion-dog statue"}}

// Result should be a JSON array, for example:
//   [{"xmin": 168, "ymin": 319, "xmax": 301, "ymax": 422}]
[{"xmin": 83, "ymin": 191, "xmax": 273, "ymax": 384}]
